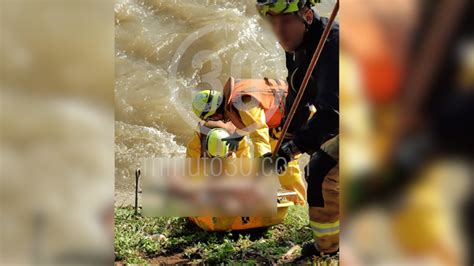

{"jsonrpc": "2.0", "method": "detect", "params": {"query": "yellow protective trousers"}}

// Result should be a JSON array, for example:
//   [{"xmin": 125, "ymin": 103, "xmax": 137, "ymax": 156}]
[
  {"xmin": 307, "ymin": 136, "xmax": 339, "ymax": 254},
  {"xmin": 269, "ymin": 129, "xmax": 307, "ymax": 205},
  {"xmin": 308, "ymin": 166, "xmax": 339, "ymax": 254}
]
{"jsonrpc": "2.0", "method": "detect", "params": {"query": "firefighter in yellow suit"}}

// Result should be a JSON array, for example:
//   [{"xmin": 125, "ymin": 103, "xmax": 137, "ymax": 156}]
[{"xmin": 192, "ymin": 77, "xmax": 306, "ymax": 205}]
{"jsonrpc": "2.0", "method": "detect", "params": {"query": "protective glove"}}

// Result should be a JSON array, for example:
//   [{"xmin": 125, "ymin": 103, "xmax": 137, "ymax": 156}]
[
  {"xmin": 222, "ymin": 133, "xmax": 244, "ymax": 152},
  {"xmin": 262, "ymin": 152, "xmax": 287, "ymax": 174},
  {"xmin": 263, "ymin": 140, "xmax": 301, "ymax": 174}
]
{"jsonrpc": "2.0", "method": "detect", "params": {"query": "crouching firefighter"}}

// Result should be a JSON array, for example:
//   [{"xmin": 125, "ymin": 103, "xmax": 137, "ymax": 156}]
[
  {"xmin": 192, "ymin": 77, "xmax": 306, "ymax": 204},
  {"xmin": 256, "ymin": 0, "xmax": 340, "ymax": 256}
]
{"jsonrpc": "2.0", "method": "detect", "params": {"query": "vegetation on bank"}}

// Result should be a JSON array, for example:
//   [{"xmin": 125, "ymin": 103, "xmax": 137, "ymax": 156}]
[{"xmin": 115, "ymin": 205, "xmax": 338, "ymax": 265}]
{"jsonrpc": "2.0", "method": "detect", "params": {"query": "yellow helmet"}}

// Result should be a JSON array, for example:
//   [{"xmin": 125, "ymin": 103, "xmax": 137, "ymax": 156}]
[
  {"xmin": 192, "ymin": 90, "xmax": 223, "ymax": 120},
  {"xmin": 205, "ymin": 128, "xmax": 230, "ymax": 158},
  {"xmin": 256, "ymin": 0, "xmax": 319, "ymax": 16}
]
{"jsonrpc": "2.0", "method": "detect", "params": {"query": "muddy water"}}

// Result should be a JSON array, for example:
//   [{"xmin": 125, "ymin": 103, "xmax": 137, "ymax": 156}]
[{"xmin": 114, "ymin": 0, "xmax": 335, "ymax": 204}]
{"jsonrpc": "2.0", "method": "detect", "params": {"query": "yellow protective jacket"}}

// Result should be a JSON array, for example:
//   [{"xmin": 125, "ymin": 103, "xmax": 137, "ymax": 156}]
[
  {"xmin": 237, "ymin": 105, "xmax": 272, "ymax": 158},
  {"xmin": 222, "ymin": 77, "xmax": 288, "ymax": 158}
]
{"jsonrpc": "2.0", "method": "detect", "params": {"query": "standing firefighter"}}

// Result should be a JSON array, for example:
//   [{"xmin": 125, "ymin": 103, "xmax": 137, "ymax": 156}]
[{"xmin": 257, "ymin": 0, "xmax": 339, "ymax": 256}]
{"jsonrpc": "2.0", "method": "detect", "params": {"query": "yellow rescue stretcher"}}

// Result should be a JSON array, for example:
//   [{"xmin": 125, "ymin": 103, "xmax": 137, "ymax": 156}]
[
  {"xmin": 134, "ymin": 169, "xmax": 295, "ymax": 231},
  {"xmin": 188, "ymin": 190, "xmax": 296, "ymax": 231}
]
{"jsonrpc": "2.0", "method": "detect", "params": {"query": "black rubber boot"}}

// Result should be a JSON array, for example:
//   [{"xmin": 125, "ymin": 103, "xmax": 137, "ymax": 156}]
[{"xmin": 293, "ymin": 240, "xmax": 338, "ymax": 263}]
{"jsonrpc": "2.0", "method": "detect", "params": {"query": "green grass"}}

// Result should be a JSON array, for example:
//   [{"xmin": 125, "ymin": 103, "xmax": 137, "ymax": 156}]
[{"xmin": 115, "ymin": 205, "xmax": 339, "ymax": 264}]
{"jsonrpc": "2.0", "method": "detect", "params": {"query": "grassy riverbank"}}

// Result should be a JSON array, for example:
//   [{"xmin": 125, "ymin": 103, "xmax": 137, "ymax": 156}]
[{"xmin": 115, "ymin": 205, "xmax": 338, "ymax": 264}]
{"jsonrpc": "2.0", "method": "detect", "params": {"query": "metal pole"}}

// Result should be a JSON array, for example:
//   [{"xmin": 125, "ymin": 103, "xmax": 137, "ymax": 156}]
[{"xmin": 135, "ymin": 168, "xmax": 140, "ymax": 215}]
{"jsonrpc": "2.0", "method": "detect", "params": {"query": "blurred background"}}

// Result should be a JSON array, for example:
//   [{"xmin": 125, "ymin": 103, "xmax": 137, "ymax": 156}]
[
  {"xmin": 1, "ymin": 0, "xmax": 472, "ymax": 264},
  {"xmin": 340, "ymin": 0, "xmax": 472, "ymax": 265},
  {"xmin": 1, "ymin": 0, "xmax": 114, "ymax": 264}
]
